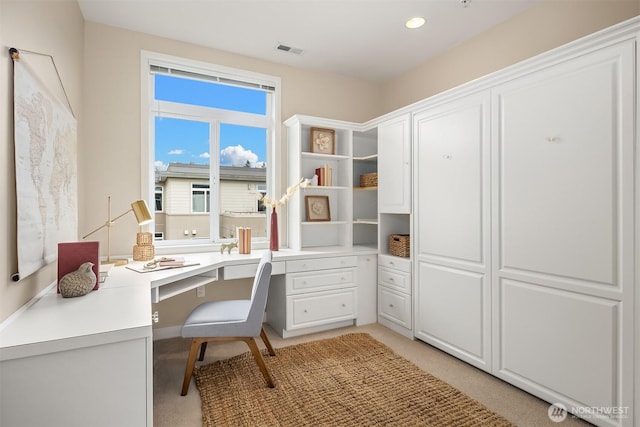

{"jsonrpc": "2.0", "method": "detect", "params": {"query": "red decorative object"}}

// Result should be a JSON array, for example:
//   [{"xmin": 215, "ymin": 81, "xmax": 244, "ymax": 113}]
[
  {"xmin": 57, "ymin": 241, "xmax": 100, "ymax": 293},
  {"xmin": 270, "ymin": 207, "xmax": 279, "ymax": 251}
]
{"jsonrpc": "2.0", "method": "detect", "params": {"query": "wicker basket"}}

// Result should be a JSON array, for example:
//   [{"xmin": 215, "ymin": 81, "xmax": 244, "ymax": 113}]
[
  {"xmin": 359, "ymin": 172, "xmax": 378, "ymax": 188},
  {"xmin": 389, "ymin": 234, "xmax": 410, "ymax": 257},
  {"xmin": 133, "ymin": 244, "xmax": 155, "ymax": 261},
  {"xmin": 133, "ymin": 232, "xmax": 155, "ymax": 261},
  {"xmin": 136, "ymin": 232, "xmax": 154, "ymax": 245}
]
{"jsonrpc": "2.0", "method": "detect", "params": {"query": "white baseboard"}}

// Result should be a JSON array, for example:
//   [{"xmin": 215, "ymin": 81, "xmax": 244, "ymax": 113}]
[{"xmin": 152, "ymin": 325, "xmax": 182, "ymax": 341}]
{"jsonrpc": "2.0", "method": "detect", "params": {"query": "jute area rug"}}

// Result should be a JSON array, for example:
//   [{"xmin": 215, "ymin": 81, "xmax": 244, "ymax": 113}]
[{"xmin": 194, "ymin": 333, "xmax": 515, "ymax": 426}]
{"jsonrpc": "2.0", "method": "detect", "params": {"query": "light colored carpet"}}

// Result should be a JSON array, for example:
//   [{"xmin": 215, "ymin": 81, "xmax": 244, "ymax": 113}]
[
  {"xmin": 153, "ymin": 323, "xmax": 592, "ymax": 426},
  {"xmin": 194, "ymin": 333, "xmax": 514, "ymax": 426}
]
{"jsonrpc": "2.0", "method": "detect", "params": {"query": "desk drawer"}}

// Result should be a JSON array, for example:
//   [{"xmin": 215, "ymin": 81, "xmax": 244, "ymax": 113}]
[
  {"xmin": 378, "ymin": 267, "xmax": 411, "ymax": 294},
  {"xmin": 287, "ymin": 268, "xmax": 355, "ymax": 294},
  {"xmin": 286, "ymin": 256, "xmax": 357, "ymax": 273},
  {"xmin": 287, "ymin": 289, "xmax": 357, "ymax": 330},
  {"xmin": 222, "ymin": 261, "xmax": 285, "ymax": 280}
]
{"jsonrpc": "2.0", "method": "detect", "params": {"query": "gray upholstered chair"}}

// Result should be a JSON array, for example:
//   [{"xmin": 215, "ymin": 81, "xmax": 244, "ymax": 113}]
[{"xmin": 180, "ymin": 251, "xmax": 276, "ymax": 396}]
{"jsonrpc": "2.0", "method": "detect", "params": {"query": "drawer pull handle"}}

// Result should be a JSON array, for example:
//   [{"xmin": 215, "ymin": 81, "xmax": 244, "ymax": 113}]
[
  {"xmin": 389, "ymin": 277, "xmax": 395, "ymax": 282},
  {"xmin": 389, "ymin": 304, "xmax": 394, "ymax": 308},
  {"xmin": 341, "ymin": 304, "xmax": 346, "ymax": 307},
  {"xmin": 304, "ymin": 309, "xmax": 308, "ymax": 313},
  {"xmin": 389, "ymin": 261, "xmax": 394, "ymax": 265}
]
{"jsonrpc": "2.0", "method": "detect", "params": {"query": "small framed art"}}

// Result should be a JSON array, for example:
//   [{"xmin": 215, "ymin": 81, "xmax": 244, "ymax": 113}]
[
  {"xmin": 310, "ymin": 127, "xmax": 336, "ymax": 155},
  {"xmin": 305, "ymin": 195, "xmax": 331, "ymax": 221}
]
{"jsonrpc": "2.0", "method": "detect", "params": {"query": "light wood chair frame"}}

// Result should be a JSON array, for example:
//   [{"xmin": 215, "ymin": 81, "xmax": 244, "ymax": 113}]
[{"xmin": 181, "ymin": 327, "xmax": 276, "ymax": 395}]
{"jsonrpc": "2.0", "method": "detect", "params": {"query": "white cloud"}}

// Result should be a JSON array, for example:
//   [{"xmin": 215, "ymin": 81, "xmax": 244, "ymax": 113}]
[
  {"xmin": 199, "ymin": 152, "xmax": 210, "ymax": 159},
  {"xmin": 168, "ymin": 149, "xmax": 184, "ymax": 155},
  {"xmin": 220, "ymin": 145, "xmax": 258, "ymax": 167},
  {"xmin": 154, "ymin": 160, "xmax": 168, "ymax": 171}
]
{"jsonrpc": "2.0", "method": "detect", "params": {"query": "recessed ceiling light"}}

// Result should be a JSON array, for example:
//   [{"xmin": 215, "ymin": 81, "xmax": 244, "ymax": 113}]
[{"xmin": 405, "ymin": 17, "xmax": 426, "ymax": 29}]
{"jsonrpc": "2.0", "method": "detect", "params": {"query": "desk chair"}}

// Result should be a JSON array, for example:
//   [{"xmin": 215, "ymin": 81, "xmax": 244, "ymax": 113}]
[{"xmin": 180, "ymin": 251, "xmax": 276, "ymax": 396}]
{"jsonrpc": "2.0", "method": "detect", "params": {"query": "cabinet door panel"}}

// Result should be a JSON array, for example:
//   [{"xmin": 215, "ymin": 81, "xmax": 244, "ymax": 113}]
[
  {"xmin": 496, "ymin": 279, "xmax": 617, "ymax": 409},
  {"xmin": 415, "ymin": 262, "xmax": 490, "ymax": 370},
  {"xmin": 415, "ymin": 97, "xmax": 488, "ymax": 265},
  {"xmin": 495, "ymin": 47, "xmax": 633, "ymax": 285},
  {"xmin": 378, "ymin": 114, "xmax": 411, "ymax": 213}
]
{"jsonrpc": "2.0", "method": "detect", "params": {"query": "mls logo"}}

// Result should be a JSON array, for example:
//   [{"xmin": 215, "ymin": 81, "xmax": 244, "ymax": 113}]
[{"xmin": 548, "ymin": 403, "xmax": 568, "ymax": 422}]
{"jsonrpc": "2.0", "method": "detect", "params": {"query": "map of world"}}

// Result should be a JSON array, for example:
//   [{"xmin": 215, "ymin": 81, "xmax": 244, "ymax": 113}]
[{"xmin": 13, "ymin": 60, "xmax": 77, "ymax": 279}]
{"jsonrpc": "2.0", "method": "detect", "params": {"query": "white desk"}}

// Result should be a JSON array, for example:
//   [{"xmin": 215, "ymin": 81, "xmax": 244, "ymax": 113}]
[{"xmin": 0, "ymin": 247, "xmax": 377, "ymax": 427}]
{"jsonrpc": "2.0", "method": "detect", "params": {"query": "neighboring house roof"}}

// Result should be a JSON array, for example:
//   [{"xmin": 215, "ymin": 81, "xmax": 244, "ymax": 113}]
[{"xmin": 156, "ymin": 162, "xmax": 266, "ymax": 183}]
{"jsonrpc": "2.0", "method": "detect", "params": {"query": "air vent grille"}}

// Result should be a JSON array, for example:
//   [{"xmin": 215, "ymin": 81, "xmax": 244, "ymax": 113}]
[{"xmin": 276, "ymin": 44, "xmax": 304, "ymax": 55}]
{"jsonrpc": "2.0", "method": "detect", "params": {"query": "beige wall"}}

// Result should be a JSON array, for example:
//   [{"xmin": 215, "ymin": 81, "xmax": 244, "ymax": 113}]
[
  {"xmin": 0, "ymin": 0, "xmax": 84, "ymax": 323},
  {"xmin": 381, "ymin": 0, "xmax": 640, "ymax": 113},
  {"xmin": 1, "ymin": 0, "xmax": 638, "ymax": 326}
]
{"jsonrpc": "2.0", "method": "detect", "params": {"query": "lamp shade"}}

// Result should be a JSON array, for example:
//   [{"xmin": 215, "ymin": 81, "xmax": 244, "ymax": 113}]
[{"xmin": 131, "ymin": 200, "xmax": 153, "ymax": 225}]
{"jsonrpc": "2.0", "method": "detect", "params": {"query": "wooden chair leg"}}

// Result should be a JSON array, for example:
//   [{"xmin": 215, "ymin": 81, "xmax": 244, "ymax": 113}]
[
  {"xmin": 181, "ymin": 339, "xmax": 204, "ymax": 396},
  {"xmin": 245, "ymin": 337, "xmax": 274, "ymax": 388},
  {"xmin": 198, "ymin": 342, "xmax": 208, "ymax": 361},
  {"xmin": 260, "ymin": 327, "xmax": 276, "ymax": 356}
]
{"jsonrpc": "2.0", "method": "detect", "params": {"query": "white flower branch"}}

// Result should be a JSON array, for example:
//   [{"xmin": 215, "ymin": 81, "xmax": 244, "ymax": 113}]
[{"xmin": 255, "ymin": 177, "xmax": 310, "ymax": 208}]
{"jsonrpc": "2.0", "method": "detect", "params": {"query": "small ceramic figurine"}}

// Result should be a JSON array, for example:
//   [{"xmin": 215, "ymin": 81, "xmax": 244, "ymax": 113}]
[
  {"xmin": 59, "ymin": 262, "xmax": 97, "ymax": 298},
  {"xmin": 220, "ymin": 240, "xmax": 238, "ymax": 254}
]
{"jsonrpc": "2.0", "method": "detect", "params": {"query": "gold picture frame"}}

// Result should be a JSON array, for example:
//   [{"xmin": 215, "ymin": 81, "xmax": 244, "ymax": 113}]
[
  {"xmin": 310, "ymin": 127, "xmax": 336, "ymax": 155},
  {"xmin": 305, "ymin": 195, "xmax": 331, "ymax": 222}
]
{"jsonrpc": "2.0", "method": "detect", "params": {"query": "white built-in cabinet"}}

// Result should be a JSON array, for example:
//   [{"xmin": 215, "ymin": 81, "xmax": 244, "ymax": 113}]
[
  {"xmin": 414, "ymin": 36, "xmax": 635, "ymax": 427},
  {"xmin": 413, "ymin": 90, "xmax": 492, "ymax": 370},
  {"xmin": 376, "ymin": 114, "xmax": 413, "ymax": 337},
  {"xmin": 490, "ymin": 40, "xmax": 634, "ymax": 423},
  {"xmin": 378, "ymin": 113, "xmax": 411, "ymax": 214}
]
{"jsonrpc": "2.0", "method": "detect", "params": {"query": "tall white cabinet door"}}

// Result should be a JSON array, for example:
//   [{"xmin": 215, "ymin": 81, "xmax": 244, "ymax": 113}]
[
  {"xmin": 378, "ymin": 114, "xmax": 411, "ymax": 213},
  {"xmin": 414, "ymin": 91, "xmax": 492, "ymax": 371},
  {"xmin": 492, "ymin": 40, "xmax": 634, "ymax": 425}
]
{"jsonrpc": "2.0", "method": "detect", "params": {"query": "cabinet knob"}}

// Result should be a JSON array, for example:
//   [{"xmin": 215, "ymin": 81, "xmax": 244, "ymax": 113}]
[
  {"xmin": 341, "ymin": 304, "xmax": 346, "ymax": 308},
  {"xmin": 389, "ymin": 261, "xmax": 394, "ymax": 265},
  {"xmin": 389, "ymin": 277, "xmax": 395, "ymax": 282},
  {"xmin": 304, "ymin": 309, "xmax": 308, "ymax": 313},
  {"xmin": 389, "ymin": 304, "xmax": 394, "ymax": 308},
  {"xmin": 303, "ymin": 281, "xmax": 307, "ymax": 285}
]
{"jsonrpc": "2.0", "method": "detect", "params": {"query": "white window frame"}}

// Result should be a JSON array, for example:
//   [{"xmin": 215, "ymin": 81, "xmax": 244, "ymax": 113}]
[
  {"xmin": 155, "ymin": 186, "xmax": 164, "ymax": 212},
  {"xmin": 191, "ymin": 183, "xmax": 211, "ymax": 213},
  {"xmin": 141, "ymin": 51, "xmax": 281, "ymax": 250}
]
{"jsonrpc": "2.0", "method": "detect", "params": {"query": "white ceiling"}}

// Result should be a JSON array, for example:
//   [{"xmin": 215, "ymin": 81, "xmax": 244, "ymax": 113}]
[{"xmin": 77, "ymin": 0, "xmax": 539, "ymax": 82}]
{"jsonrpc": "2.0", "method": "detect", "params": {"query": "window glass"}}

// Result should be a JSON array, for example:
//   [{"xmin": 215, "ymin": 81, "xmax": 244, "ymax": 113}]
[{"xmin": 149, "ymin": 67, "xmax": 274, "ymax": 244}]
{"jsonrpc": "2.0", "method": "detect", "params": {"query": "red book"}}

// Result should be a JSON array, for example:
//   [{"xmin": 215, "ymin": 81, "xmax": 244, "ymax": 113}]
[{"xmin": 57, "ymin": 241, "xmax": 100, "ymax": 293}]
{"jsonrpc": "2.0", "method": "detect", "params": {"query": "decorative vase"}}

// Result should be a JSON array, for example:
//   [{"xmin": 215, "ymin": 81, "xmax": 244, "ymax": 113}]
[{"xmin": 270, "ymin": 206, "xmax": 279, "ymax": 251}]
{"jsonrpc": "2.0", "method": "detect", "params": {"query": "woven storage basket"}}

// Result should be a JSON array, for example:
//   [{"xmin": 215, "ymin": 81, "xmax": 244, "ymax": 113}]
[
  {"xmin": 389, "ymin": 234, "xmax": 410, "ymax": 257},
  {"xmin": 133, "ymin": 244, "xmax": 155, "ymax": 261},
  {"xmin": 359, "ymin": 172, "xmax": 378, "ymax": 188},
  {"xmin": 136, "ymin": 232, "xmax": 154, "ymax": 245}
]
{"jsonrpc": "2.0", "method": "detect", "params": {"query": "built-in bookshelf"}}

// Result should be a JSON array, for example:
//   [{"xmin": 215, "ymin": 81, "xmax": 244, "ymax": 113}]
[{"xmin": 284, "ymin": 115, "xmax": 378, "ymax": 251}]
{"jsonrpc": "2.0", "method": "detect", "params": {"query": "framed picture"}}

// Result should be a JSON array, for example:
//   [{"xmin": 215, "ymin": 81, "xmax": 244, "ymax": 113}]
[
  {"xmin": 305, "ymin": 195, "xmax": 331, "ymax": 222},
  {"xmin": 310, "ymin": 127, "xmax": 336, "ymax": 155}
]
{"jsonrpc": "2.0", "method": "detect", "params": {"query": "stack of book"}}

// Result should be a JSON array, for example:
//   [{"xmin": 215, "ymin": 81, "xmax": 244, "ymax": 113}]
[
  {"xmin": 315, "ymin": 163, "xmax": 333, "ymax": 186},
  {"xmin": 159, "ymin": 257, "xmax": 186, "ymax": 267},
  {"xmin": 237, "ymin": 227, "xmax": 251, "ymax": 254}
]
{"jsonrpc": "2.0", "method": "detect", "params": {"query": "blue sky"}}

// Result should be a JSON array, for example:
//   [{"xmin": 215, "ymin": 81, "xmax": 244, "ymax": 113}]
[{"xmin": 154, "ymin": 74, "xmax": 267, "ymax": 170}]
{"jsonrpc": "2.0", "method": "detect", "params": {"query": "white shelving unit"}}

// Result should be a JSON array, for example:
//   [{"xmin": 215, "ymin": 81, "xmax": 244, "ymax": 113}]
[{"xmin": 285, "ymin": 115, "xmax": 378, "ymax": 251}]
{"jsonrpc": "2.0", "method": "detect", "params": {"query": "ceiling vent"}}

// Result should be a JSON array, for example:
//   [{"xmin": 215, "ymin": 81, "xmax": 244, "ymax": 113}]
[{"xmin": 276, "ymin": 43, "xmax": 304, "ymax": 55}]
